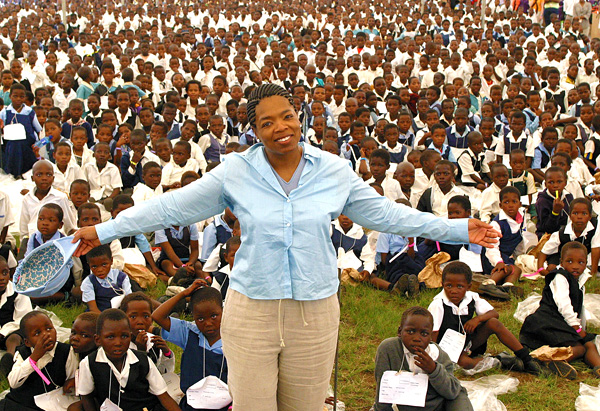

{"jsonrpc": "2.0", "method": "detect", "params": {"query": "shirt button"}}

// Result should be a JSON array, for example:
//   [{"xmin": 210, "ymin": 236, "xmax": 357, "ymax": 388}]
[
  {"xmin": 286, "ymin": 223, "xmax": 291, "ymax": 227},
  {"xmin": 287, "ymin": 199, "xmax": 290, "ymax": 203}
]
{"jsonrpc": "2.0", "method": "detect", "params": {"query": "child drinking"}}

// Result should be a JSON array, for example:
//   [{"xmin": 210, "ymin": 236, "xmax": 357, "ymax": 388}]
[
  {"xmin": 152, "ymin": 280, "xmax": 230, "ymax": 411},
  {"xmin": 520, "ymin": 242, "xmax": 600, "ymax": 379}
]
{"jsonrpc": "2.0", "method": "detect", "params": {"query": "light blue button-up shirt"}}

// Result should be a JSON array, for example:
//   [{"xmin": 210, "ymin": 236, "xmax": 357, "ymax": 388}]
[{"xmin": 96, "ymin": 143, "xmax": 469, "ymax": 301}]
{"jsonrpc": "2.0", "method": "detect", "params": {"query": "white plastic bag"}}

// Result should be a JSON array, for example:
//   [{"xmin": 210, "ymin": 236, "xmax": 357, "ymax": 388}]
[
  {"xmin": 324, "ymin": 385, "xmax": 345, "ymax": 411},
  {"xmin": 459, "ymin": 355, "xmax": 500, "ymax": 376},
  {"xmin": 575, "ymin": 382, "xmax": 600, "ymax": 411},
  {"xmin": 513, "ymin": 293, "xmax": 541, "ymax": 323},
  {"xmin": 583, "ymin": 294, "xmax": 600, "ymax": 327},
  {"xmin": 460, "ymin": 375, "xmax": 519, "ymax": 411}
]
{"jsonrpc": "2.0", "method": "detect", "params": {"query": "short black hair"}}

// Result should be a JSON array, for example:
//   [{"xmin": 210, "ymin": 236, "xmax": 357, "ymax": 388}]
[
  {"xmin": 225, "ymin": 236, "xmax": 241, "ymax": 254},
  {"xmin": 399, "ymin": 306, "xmax": 433, "ymax": 330},
  {"xmin": 499, "ymin": 186, "xmax": 521, "ymax": 201},
  {"xmin": 442, "ymin": 261, "xmax": 473, "ymax": 283},
  {"xmin": 20, "ymin": 311, "xmax": 50, "ymax": 337},
  {"xmin": 570, "ymin": 198, "xmax": 592, "ymax": 214},
  {"xmin": 448, "ymin": 195, "xmax": 471, "ymax": 212},
  {"xmin": 370, "ymin": 148, "xmax": 390, "ymax": 165},
  {"xmin": 119, "ymin": 291, "xmax": 153, "ymax": 313},
  {"xmin": 142, "ymin": 161, "xmax": 161, "ymax": 174},
  {"xmin": 87, "ymin": 244, "xmax": 112, "ymax": 261},
  {"xmin": 561, "ymin": 241, "xmax": 588, "ymax": 261},
  {"xmin": 97, "ymin": 308, "xmax": 130, "ymax": 335},
  {"xmin": 545, "ymin": 165, "xmax": 566, "ymax": 179},
  {"xmin": 190, "ymin": 286, "xmax": 223, "ymax": 310},
  {"xmin": 40, "ymin": 203, "xmax": 64, "ymax": 222},
  {"xmin": 77, "ymin": 202, "xmax": 100, "ymax": 220},
  {"xmin": 112, "ymin": 194, "xmax": 134, "ymax": 210}
]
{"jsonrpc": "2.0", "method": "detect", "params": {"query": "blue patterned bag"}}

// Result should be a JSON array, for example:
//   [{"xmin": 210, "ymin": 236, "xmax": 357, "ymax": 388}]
[{"xmin": 13, "ymin": 236, "xmax": 80, "ymax": 297}]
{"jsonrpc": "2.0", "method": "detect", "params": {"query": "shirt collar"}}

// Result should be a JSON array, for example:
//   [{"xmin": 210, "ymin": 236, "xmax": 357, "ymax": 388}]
[
  {"xmin": 435, "ymin": 289, "xmax": 475, "ymax": 312},
  {"xmin": 557, "ymin": 265, "xmax": 591, "ymax": 287},
  {"xmin": 332, "ymin": 219, "xmax": 364, "ymax": 239},
  {"xmin": 564, "ymin": 220, "xmax": 595, "ymax": 237},
  {"xmin": 95, "ymin": 347, "xmax": 139, "ymax": 387}
]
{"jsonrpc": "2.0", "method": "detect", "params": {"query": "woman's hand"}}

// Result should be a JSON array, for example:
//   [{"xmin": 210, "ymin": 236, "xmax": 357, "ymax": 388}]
[
  {"xmin": 468, "ymin": 219, "xmax": 501, "ymax": 248},
  {"xmin": 72, "ymin": 226, "xmax": 101, "ymax": 257}
]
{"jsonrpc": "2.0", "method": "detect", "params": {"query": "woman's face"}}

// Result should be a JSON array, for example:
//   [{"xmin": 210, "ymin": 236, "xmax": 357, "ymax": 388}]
[{"xmin": 253, "ymin": 95, "xmax": 301, "ymax": 158}]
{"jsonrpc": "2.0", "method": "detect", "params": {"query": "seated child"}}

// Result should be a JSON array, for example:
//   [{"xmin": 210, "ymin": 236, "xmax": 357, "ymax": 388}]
[
  {"xmin": 200, "ymin": 208, "xmax": 236, "ymax": 264},
  {"xmin": 119, "ymin": 292, "xmax": 174, "ymax": 374},
  {"xmin": 156, "ymin": 223, "xmax": 200, "ymax": 278},
  {"xmin": 161, "ymin": 141, "xmax": 200, "ymax": 191},
  {"xmin": 550, "ymin": 152, "xmax": 584, "ymax": 199},
  {"xmin": 331, "ymin": 214, "xmax": 376, "ymax": 280},
  {"xmin": 393, "ymin": 161, "xmax": 419, "ymax": 207},
  {"xmin": 508, "ymin": 149, "xmax": 536, "ymax": 209},
  {"xmin": 52, "ymin": 142, "xmax": 84, "ymax": 193},
  {"xmin": 132, "ymin": 161, "xmax": 164, "ymax": 204},
  {"xmin": 417, "ymin": 160, "xmax": 465, "ymax": 218},
  {"xmin": 531, "ymin": 126, "xmax": 559, "ymax": 182},
  {"xmin": 457, "ymin": 131, "xmax": 489, "ymax": 190},
  {"xmin": 68, "ymin": 179, "xmax": 91, "ymax": 217},
  {"xmin": 153, "ymin": 281, "xmax": 230, "ymax": 411},
  {"xmin": 69, "ymin": 126, "xmax": 94, "ymax": 168},
  {"xmin": 80, "ymin": 244, "xmax": 132, "ymax": 313},
  {"xmin": 538, "ymin": 198, "xmax": 599, "ymax": 276},
  {"xmin": 428, "ymin": 262, "xmax": 542, "ymax": 373},
  {"xmin": 82, "ymin": 142, "xmax": 122, "ymax": 208},
  {"xmin": 428, "ymin": 123, "xmax": 456, "ymax": 163},
  {"xmin": 520, "ymin": 242, "xmax": 600, "ymax": 379},
  {"xmin": 211, "ymin": 235, "xmax": 241, "ymax": 301},
  {"xmin": 412, "ymin": 149, "xmax": 440, "ymax": 200},
  {"xmin": 381, "ymin": 123, "xmax": 409, "ymax": 164},
  {"xmin": 0, "ymin": 256, "xmax": 32, "ymax": 377},
  {"xmin": 24, "ymin": 203, "xmax": 65, "ymax": 257},
  {"xmin": 535, "ymin": 166, "xmax": 574, "ymax": 238},
  {"xmin": 373, "ymin": 306, "xmax": 473, "ymax": 411},
  {"xmin": 480, "ymin": 187, "xmax": 524, "ymax": 299},
  {"xmin": 1, "ymin": 311, "xmax": 77, "ymax": 410},
  {"xmin": 120, "ymin": 130, "xmax": 161, "ymax": 189},
  {"xmin": 365, "ymin": 149, "xmax": 402, "ymax": 201},
  {"xmin": 78, "ymin": 309, "xmax": 181, "ymax": 411},
  {"xmin": 479, "ymin": 164, "xmax": 510, "ymax": 223},
  {"xmin": 153, "ymin": 137, "xmax": 173, "ymax": 167},
  {"xmin": 355, "ymin": 137, "xmax": 378, "ymax": 180}
]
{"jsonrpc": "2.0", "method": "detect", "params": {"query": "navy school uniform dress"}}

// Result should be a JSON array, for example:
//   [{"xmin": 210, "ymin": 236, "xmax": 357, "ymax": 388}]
[
  {"xmin": 519, "ymin": 268, "xmax": 596, "ymax": 350},
  {"xmin": 389, "ymin": 144, "xmax": 409, "ymax": 164},
  {"xmin": 156, "ymin": 226, "xmax": 191, "ymax": 267},
  {"xmin": 1, "ymin": 105, "xmax": 40, "ymax": 177},
  {"xmin": 87, "ymin": 349, "xmax": 161, "ymax": 411},
  {"xmin": 331, "ymin": 223, "xmax": 368, "ymax": 263},
  {"xmin": 546, "ymin": 219, "xmax": 597, "ymax": 265},
  {"xmin": 446, "ymin": 125, "xmax": 474, "ymax": 149},
  {"xmin": 0, "ymin": 342, "xmax": 70, "ymax": 411},
  {"xmin": 88, "ymin": 271, "xmax": 128, "ymax": 312}
]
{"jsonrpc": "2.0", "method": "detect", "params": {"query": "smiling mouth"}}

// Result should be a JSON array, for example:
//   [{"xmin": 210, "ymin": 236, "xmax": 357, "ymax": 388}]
[{"xmin": 275, "ymin": 135, "xmax": 292, "ymax": 143}]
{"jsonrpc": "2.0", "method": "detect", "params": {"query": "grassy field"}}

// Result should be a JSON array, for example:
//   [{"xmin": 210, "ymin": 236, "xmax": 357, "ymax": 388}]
[{"xmin": 1, "ymin": 277, "xmax": 599, "ymax": 410}]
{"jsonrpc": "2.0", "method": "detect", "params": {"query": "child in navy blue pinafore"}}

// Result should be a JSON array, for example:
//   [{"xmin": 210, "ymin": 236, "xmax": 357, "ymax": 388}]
[
  {"xmin": 154, "ymin": 283, "xmax": 230, "ymax": 411},
  {"xmin": 0, "ymin": 84, "xmax": 42, "ymax": 178}
]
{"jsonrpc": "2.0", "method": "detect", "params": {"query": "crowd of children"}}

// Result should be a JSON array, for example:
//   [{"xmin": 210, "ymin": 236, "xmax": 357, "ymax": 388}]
[{"xmin": 2, "ymin": 0, "xmax": 600, "ymax": 408}]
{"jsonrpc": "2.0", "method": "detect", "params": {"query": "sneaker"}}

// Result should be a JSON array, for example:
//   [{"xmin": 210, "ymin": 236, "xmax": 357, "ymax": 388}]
[
  {"xmin": 407, "ymin": 274, "xmax": 420, "ymax": 298},
  {"xmin": 0, "ymin": 353, "xmax": 13, "ymax": 377},
  {"xmin": 546, "ymin": 360, "xmax": 578, "ymax": 380},
  {"xmin": 391, "ymin": 274, "xmax": 409, "ymax": 296},
  {"xmin": 495, "ymin": 351, "xmax": 524, "ymax": 372},
  {"xmin": 478, "ymin": 283, "xmax": 510, "ymax": 300},
  {"xmin": 523, "ymin": 358, "xmax": 546, "ymax": 376}
]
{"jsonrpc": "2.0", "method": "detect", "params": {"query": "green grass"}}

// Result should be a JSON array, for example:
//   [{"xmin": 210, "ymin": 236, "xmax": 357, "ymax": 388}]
[{"xmin": 2, "ymin": 277, "xmax": 600, "ymax": 410}]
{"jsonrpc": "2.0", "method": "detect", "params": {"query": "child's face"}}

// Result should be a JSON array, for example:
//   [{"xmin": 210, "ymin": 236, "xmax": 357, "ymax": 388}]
[
  {"xmin": 88, "ymin": 255, "xmax": 113, "ymax": 280},
  {"xmin": 209, "ymin": 118, "xmax": 225, "ymax": 137},
  {"xmin": 97, "ymin": 128, "xmax": 113, "ymax": 143},
  {"xmin": 172, "ymin": 146, "xmax": 190, "ymax": 166},
  {"xmin": 399, "ymin": 314, "xmax": 433, "ymax": 354},
  {"xmin": 479, "ymin": 121, "xmax": 494, "ymax": 139},
  {"xmin": 70, "ymin": 184, "xmax": 90, "ymax": 209},
  {"xmin": 432, "ymin": 129, "xmax": 446, "ymax": 148},
  {"xmin": 561, "ymin": 248, "xmax": 587, "ymax": 278},
  {"xmin": 225, "ymin": 243, "xmax": 239, "ymax": 268},
  {"xmin": 434, "ymin": 164, "xmax": 453, "ymax": 189},
  {"xmin": 369, "ymin": 157, "xmax": 388, "ymax": 180},
  {"xmin": 500, "ymin": 192, "xmax": 521, "ymax": 219},
  {"xmin": 126, "ymin": 300, "xmax": 153, "ymax": 338},
  {"xmin": 394, "ymin": 166, "xmax": 415, "ymax": 190},
  {"xmin": 155, "ymin": 142, "xmax": 172, "ymax": 162},
  {"xmin": 54, "ymin": 146, "xmax": 71, "ymax": 167},
  {"xmin": 87, "ymin": 97, "xmax": 100, "ymax": 112},
  {"xmin": 0, "ymin": 260, "xmax": 9, "ymax": 294},
  {"xmin": 509, "ymin": 153, "xmax": 526, "ymax": 175},
  {"xmin": 37, "ymin": 207, "xmax": 63, "ymax": 238},
  {"xmin": 398, "ymin": 116, "xmax": 412, "ymax": 133},
  {"xmin": 94, "ymin": 145, "xmax": 111, "ymax": 166},
  {"xmin": 32, "ymin": 162, "xmax": 54, "ymax": 191},
  {"xmin": 385, "ymin": 129, "xmax": 399, "ymax": 145},
  {"xmin": 563, "ymin": 126, "xmax": 578, "ymax": 141},
  {"xmin": 95, "ymin": 319, "xmax": 131, "ymax": 363},
  {"xmin": 570, "ymin": 203, "xmax": 591, "ymax": 234},
  {"xmin": 492, "ymin": 167, "xmax": 509, "ymax": 188},
  {"xmin": 351, "ymin": 126, "xmax": 366, "ymax": 142},
  {"xmin": 143, "ymin": 166, "xmax": 162, "ymax": 190},
  {"xmin": 447, "ymin": 203, "xmax": 470, "ymax": 219},
  {"xmin": 71, "ymin": 132, "xmax": 88, "ymax": 149},
  {"xmin": 454, "ymin": 114, "xmax": 468, "ymax": 129},
  {"xmin": 70, "ymin": 104, "xmax": 83, "ymax": 121},
  {"xmin": 192, "ymin": 300, "xmax": 223, "ymax": 342},
  {"xmin": 581, "ymin": 107, "xmax": 594, "ymax": 124},
  {"xmin": 45, "ymin": 122, "xmax": 62, "ymax": 142},
  {"xmin": 442, "ymin": 273, "xmax": 470, "ymax": 306},
  {"xmin": 78, "ymin": 208, "xmax": 101, "ymax": 227},
  {"xmin": 70, "ymin": 318, "xmax": 96, "ymax": 354},
  {"xmin": 542, "ymin": 132, "xmax": 558, "ymax": 150},
  {"xmin": 338, "ymin": 116, "xmax": 351, "ymax": 132},
  {"xmin": 24, "ymin": 314, "xmax": 57, "ymax": 351},
  {"xmin": 181, "ymin": 123, "xmax": 196, "ymax": 141},
  {"xmin": 546, "ymin": 171, "xmax": 566, "ymax": 194}
]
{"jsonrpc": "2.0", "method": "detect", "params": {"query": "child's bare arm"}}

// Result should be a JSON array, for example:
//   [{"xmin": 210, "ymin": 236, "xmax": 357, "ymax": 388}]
[
  {"xmin": 156, "ymin": 392, "xmax": 182, "ymax": 411},
  {"xmin": 143, "ymin": 251, "xmax": 165, "ymax": 276},
  {"xmin": 158, "ymin": 241, "xmax": 184, "ymax": 268},
  {"xmin": 151, "ymin": 279, "xmax": 206, "ymax": 331},
  {"xmin": 86, "ymin": 300, "xmax": 101, "ymax": 315},
  {"xmin": 108, "ymin": 187, "xmax": 121, "ymax": 199},
  {"xmin": 188, "ymin": 239, "xmax": 199, "ymax": 265},
  {"xmin": 464, "ymin": 309, "xmax": 499, "ymax": 333},
  {"xmin": 80, "ymin": 395, "xmax": 98, "ymax": 411},
  {"xmin": 592, "ymin": 248, "xmax": 600, "ymax": 277}
]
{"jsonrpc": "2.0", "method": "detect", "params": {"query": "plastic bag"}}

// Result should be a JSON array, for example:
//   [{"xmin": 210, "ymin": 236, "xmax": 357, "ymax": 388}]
[
  {"xmin": 575, "ymin": 382, "xmax": 600, "ymax": 411},
  {"xmin": 460, "ymin": 375, "xmax": 519, "ymax": 411},
  {"xmin": 584, "ymin": 294, "xmax": 600, "ymax": 327},
  {"xmin": 323, "ymin": 385, "xmax": 345, "ymax": 411},
  {"xmin": 34, "ymin": 306, "xmax": 70, "ymax": 342},
  {"xmin": 459, "ymin": 355, "xmax": 500, "ymax": 376},
  {"xmin": 513, "ymin": 293, "xmax": 542, "ymax": 323}
]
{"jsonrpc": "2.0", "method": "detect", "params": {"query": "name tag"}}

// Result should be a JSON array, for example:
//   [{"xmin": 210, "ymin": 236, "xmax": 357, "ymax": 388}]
[
  {"xmin": 4, "ymin": 123, "xmax": 26, "ymax": 141},
  {"xmin": 379, "ymin": 370, "xmax": 428, "ymax": 407},
  {"xmin": 100, "ymin": 398, "xmax": 121, "ymax": 411},
  {"xmin": 186, "ymin": 375, "xmax": 232, "ymax": 409},
  {"xmin": 438, "ymin": 328, "xmax": 467, "ymax": 363}
]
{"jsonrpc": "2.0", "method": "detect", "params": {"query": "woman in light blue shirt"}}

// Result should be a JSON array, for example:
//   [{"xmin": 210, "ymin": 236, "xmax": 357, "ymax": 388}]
[{"xmin": 74, "ymin": 84, "xmax": 499, "ymax": 410}]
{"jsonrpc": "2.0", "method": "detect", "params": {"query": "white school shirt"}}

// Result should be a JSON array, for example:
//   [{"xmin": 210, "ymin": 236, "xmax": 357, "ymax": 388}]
[
  {"xmin": 428, "ymin": 290, "xmax": 495, "ymax": 333},
  {"xmin": 78, "ymin": 347, "xmax": 167, "ymax": 396},
  {"xmin": 494, "ymin": 131, "xmax": 535, "ymax": 166},
  {"xmin": 428, "ymin": 183, "xmax": 466, "ymax": 218},
  {"xmin": 161, "ymin": 158, "xmax": 200, "ymax": 187},
  {"xmin": 398, "ymin": 188, "xmax": 419, "ymax": 208},
  {"xmin": 570, "ymin": 157, "xmax": 595, "ymax": 186},
  {"xmin": 125, "ymin": 149, "xmax": 160, "ymax": 177},
  {"xmin": 83, "ymin": 161, "xmax": 123, "ymax": 200},
  {"xmin": 80, "ymin": 268, "xmax": 132, "ymax": 304},
  {"xmin": 52, "ymin": 88, "xmax": 77, "ymax": 112},
  {"xmin": 458, "ymin": 148, "xmax": 489, "ymax": 185},
  {"xmin": 171, "ymin": 138, "xmax": 208, "ymax": 174},
  {"xmin": 0, "ymin": 190, "xmax": 14, "ymax": 232},
  {"xmin": 365, "ymin": 175, "xmax": 403, "ymax": 201},
  {"xmin": 541, "ymin": 221, "xmax": 600, "ymax": 256},
  {"xmin": 330, "ymin": 220, "xmax": 376, "ymax": 274},
  {"xmin": 479, "ymin": 183, "xmax": 503, "ymax": 224},
  {"xmin": 0, "ymin": 282, "xmax": 32, "ymax": 338},
  {"xmin": 486, "ymin": 210, "xmax": 525, "ymax": 266},
  {"xmin": 401, "ymin": 342, "xmax": 440, "ymax": 373},
  {"xmin": 52, "ymin": 163, "xmax": 85, "ymax": 193},
  {"xmin": 197, "ymin": 132, "xmax": 230, "ymax": 155},
  {"xmin": 69, "ymin": 144, "xmax": 95, "ymax": 168},
  {"xmin": 132, "ymin": 183, "xmax": 164, "ymax": 204},
  {"xmin": 412, "ymin": 168, "xmax": 434, "ymax": 200},
  {"xmin": 8, "ymin": 343, "xmax": 78, "ymax": 389},
  {"xmin": 19, "ymin": 188, "xmax": 76, "ymax": 238},
  {"xmin": 549, "ymin": 267, "xmax": 591, "ymax": 328}
]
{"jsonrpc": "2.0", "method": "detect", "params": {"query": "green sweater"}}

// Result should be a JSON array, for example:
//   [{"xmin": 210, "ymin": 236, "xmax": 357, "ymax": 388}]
[{"xmin": 373, "ymin": 337, "xmax": 472, "ymax": 411}]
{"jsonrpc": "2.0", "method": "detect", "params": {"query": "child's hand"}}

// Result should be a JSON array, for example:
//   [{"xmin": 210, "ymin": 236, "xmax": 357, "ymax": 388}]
[
  {"xmin": 116, "ymin": 135, "xmax": 129, "ymax": 148},
  {"xmin": 20, "ymin": 189, "xmax": 29, "ymax": 196},
  {"xmin": 135, "ymin": 330, "xmax": 149, "ymax": 351},
  {"xmin": 476, "ymin": 183, "xmax": 486, "ymax": 191},
  {"xmin": 552, "ymin": 197, "xmax": 564, "ymax": 214},
  {"xmin": 463, "ymin": 317, "xmax": 481, "ymax": 334},
  {"xmin": 131, "ymin": 150, "xmax": 143, "ymax": 164},
  {"xmin": 413, "ymin": 346, "xmax": 436, "ymax": 374},
  {"xmin": 32, "ymin": 145, "xmax": 40, "ymax": 158},
  {"xmin": 183, "ymin": 279, "xmax": 207, "ymax": 297},
  {"xmin": 492, "ymin": 262, "xmax": 506, "ymax": 275},
  {"xmin": 63, "ymin": 378, "xmax": 75, "ymax": 394},
  {"xmin": 184, "ymin": 262, "xmax": 195, "ymax": 275},
  {"xmin": 418, "ymin": 132, "xmax": 431, "ymax": 146},
  {"xmin": 151, "ymin": 335, "xmax": 170, "ymax": 355},
  {"xmin": 31, "ymin": 333, "xmax": 55, "ymax": 361}
]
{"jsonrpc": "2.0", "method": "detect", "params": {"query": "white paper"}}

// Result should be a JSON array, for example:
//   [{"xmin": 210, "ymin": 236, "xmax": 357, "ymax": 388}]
[
  {"xmin": 186, "ymin": 375, "xmax": 232, "ymax": 409},
  {"xmin": 337, "ymin": 247, "xmax": 362, "ymax": 270},
  {"xmin": 121, "ymin": 247, "xmax": 146, "ymax": 265},
  {"xmin": 459, "ymin": 247, "xmax": 483, "ymax": 273},
  {"xmin": 379, "ymin": 371, "xmax": 428, "ymax": 407},
  {"xmin": 145, "ymin": 332, "xmax": 155, "ymax": 351},
  {"xmin": 438, "ymin": 328, "xmax": 467, "ymax": 363},
  {"xmin": 162, "ymin": 372, "xmax": 184, "ymax": 403},
  {"xmin": 100, "ymin": 96, "xmax": 109, "ymax": 110},
  {"xmin": 34, "ymin": 388, "xmax": 78, "ymax": 411},
  {"xmin": 110, "ymin": 294, "xmax": 125, "ymax": 309},
  {"xmin": 100, "ymin": 398, "xmax": 121, "ymax": 411},
  {"xmin": 3, "ymin": 123, "xmax": 26, "ymax": 141}
]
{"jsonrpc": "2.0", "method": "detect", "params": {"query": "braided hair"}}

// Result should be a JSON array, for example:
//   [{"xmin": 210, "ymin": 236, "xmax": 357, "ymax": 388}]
[{"xmin": 246, "ymin": 83, "xmax": 296, "ymax": 128}]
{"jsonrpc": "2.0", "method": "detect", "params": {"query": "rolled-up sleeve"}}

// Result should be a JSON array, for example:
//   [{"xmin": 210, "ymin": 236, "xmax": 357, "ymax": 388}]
[
  {"xmin": 96, "ymin": 163, "xmax": 227, "ymax": 244},
  {"xmin": 342, "ymin": 168, "xmax": 469, "ymax": 244}
]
